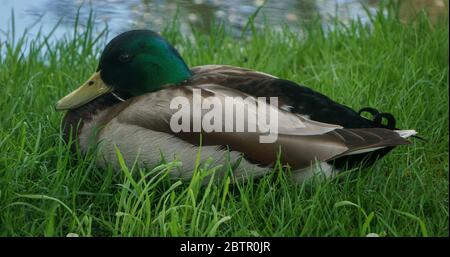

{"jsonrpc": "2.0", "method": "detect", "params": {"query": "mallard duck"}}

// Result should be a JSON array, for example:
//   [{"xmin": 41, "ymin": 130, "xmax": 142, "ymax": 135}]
[{"xmin": 56, "ymin": 30, "xmax": 417, "ymax": 182}]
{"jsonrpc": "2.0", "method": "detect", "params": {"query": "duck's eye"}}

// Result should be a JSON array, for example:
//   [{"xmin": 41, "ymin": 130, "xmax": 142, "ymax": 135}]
[{"xmin": 118, "ymin": 54, "xmax": 132, "ymax": 63}]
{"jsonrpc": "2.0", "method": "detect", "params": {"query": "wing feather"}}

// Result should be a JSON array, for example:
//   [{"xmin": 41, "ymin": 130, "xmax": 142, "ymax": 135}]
[{"xmin": 116, "ymin": 84, "xmax": 409, "ymax": 170}]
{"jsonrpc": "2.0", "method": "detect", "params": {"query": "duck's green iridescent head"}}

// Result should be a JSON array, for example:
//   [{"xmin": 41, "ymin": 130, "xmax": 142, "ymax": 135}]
[{"xmin": 56, "ymin": 29, "xmax": 192, "ymax": 110}]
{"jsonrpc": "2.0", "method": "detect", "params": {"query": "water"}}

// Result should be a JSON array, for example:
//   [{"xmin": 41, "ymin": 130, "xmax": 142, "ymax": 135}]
[{"xmin": 0, "ymin": 0, "xmax": 381, "ymax": 40}]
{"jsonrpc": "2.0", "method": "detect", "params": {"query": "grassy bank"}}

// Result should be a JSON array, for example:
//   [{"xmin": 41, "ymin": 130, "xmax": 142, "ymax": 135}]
[{"xmin": 0, "ymin": 7, "xmax": 448, "ymax": 236}]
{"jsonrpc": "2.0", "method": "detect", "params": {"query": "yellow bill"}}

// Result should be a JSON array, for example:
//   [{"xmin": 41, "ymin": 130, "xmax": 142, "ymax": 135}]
[{"xmin": 55, "ymin": 71, "xmax": 113, "ymax": 110}]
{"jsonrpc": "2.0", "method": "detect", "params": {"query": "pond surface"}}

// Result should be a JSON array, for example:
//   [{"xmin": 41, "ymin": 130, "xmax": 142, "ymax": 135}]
[{"xmin": 0, "ymin": 0, "xmax": 381, "ymax": 40}]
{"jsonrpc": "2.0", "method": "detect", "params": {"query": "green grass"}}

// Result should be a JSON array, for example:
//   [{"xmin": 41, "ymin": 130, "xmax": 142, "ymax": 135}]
[{"xmin": 0, "ymin": 6, "xmax": 448, "ymax": 237}]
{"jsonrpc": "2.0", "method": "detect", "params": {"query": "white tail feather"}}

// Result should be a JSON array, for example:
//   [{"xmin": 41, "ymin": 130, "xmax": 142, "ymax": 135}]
[
  {"xmin": 395, "ymin": 129, "xmax": 417, "ymax": 138},
  {"xmin": 345, "ymin": 146, "xmax": 386, "ymax": 155}
]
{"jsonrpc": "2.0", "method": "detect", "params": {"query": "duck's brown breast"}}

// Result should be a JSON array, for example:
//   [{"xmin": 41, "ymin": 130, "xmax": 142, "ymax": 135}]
[{"xmin": 61, "ymin": 93, "xmax": 130, "ymax": 152}]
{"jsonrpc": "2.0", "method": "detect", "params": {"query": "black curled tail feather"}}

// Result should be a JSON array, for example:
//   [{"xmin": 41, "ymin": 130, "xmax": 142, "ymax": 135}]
[
  {"xmin": 358, "ymin": 107, "xmax": 425, "ymax": 141},
  {"xmin": 358, "ymin": 107, "xmax": 397, "ymax": 130}
]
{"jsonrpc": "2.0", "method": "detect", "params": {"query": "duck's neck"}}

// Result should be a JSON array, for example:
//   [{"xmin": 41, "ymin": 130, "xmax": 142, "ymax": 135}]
[
  {"xmin": 143, "ymin": 40, "xmax": 193, "ymax": 92},
  {"xmin": 133, "ymin": 58, "xmax": 192, "ymax": 95},
  {"xmin": 61, "ymin": 64, "xmax": 192, "ymax": 149}
]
